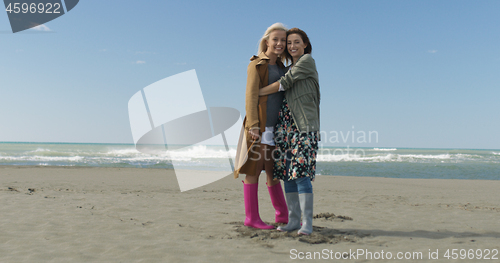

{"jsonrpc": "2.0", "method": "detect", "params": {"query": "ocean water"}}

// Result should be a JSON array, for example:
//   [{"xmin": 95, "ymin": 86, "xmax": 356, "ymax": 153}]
[{"xmin": 0, "ymin": 142, "xmax": 499, "ymax": 180}]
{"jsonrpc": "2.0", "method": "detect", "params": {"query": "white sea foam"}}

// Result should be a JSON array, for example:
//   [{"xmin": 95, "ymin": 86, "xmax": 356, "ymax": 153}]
[
  {"xmin": 454, "ymin": 153, "xmax": 482, "ymax": 159},
  {"xmin": 164, "ymin": 145, "xmax": 237, "ymax": 159},
  {"xmin": 317, "ymin": 153, "xmax": 394, "ymax": 162},
  {"xmin": 103, "ymin": 148, "xmax": 145, "ymax": 156},
  {"xmin": 103, "ymin": 145, "xmax": 237, "ymax": 159},
  {"xmin": 399, "ymin": 154, "xmax": 451, "ymax": 160},
  {"xmin": 372, "ymin": 148, "xmax": 397, "ymax": 151},
  {"xmin": 316, "ymin": 153, "xmax": 455, "ymax": 162},
  {"xmin": 0, "ymin": 148, "xmax": 481, "ymax": 164},
  {"xmin": 29, "ymin": 148, "xmax": 52, "ymax": 153},
  {"xmin": 0, "ymin": 156, "xmax": 84, "ymax": 162},
  {"xmin": 2, "ymin": 144, "xmax": 498, "ymax": 168}
]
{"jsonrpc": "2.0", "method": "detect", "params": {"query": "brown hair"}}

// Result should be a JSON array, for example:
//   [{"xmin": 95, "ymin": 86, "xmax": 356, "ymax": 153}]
[{"xmin": 287, "ymin": 28, "xmax": 312, "ymax": 55}]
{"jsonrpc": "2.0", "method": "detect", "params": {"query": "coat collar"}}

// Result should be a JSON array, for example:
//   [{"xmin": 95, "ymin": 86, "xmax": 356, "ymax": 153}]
[
  {"xmin": 257, "ymin": 52, "xmax": 270, "ymax": 60},
  {"xmin": 250, "ymin": 52, "xmax": 270, "ymax": 65},
  {"xmin": 251, "ymin": 52, "xmax": 286, "ymax": 67}
]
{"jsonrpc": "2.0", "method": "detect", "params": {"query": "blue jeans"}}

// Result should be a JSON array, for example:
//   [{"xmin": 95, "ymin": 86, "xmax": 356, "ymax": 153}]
[{"xmin": 284, "ymin": 176, "xmax": 313, "ymax": 194}]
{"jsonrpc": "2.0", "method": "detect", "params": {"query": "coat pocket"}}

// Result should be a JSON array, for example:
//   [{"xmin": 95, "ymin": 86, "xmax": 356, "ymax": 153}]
[{"xmin": 296, "ymin": 93, "xmax": 318, "ymax": 124}]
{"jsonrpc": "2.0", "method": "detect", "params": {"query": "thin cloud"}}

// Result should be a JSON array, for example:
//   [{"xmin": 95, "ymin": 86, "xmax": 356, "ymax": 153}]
[
  {"xmin": 136, "ymin": 60, "xmax": 146, "ymax": 64},
  {"xmin": 31, "ymin": 24, "xmax": 51, "ymax": 31},
  {"xmin": 427, "ymin": 50, "xmax": 438, "ymax": 54}
]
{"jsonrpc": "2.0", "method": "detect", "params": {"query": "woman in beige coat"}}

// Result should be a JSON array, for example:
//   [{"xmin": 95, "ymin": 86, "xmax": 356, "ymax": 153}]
[{"xmin": 234, "ymin": 23, "xmax": 290, "ymax": 229}]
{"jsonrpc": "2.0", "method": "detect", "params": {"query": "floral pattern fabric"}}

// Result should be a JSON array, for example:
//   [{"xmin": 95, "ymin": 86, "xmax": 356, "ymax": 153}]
[{"xmin": 273, "ymin": 98, "xmax": 319, "ymax": 181}]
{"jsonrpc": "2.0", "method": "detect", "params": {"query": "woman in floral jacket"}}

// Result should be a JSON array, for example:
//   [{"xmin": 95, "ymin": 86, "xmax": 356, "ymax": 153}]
[{"xmin": 259, "ymin": 28, "xmax": 320, "ymax": 235}]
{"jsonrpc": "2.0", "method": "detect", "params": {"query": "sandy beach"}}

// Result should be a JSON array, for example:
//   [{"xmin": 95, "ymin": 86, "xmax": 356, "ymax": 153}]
[{"xmin": 1, "ymin": 166, "xmax": 499, "ymax": 262}]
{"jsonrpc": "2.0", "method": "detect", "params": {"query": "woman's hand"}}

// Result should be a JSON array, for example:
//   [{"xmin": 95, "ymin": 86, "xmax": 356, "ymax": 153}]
[{"xmin": 249, "ymin": 128, "xmax": 260, "ymax": 141}]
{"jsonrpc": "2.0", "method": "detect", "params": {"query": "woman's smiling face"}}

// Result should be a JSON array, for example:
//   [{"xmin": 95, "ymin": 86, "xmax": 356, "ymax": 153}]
[
  {"xmin": 287, "ymin": 33, "xmax": 307, "ymax": 61},
  {"xmin": 266, "ymin": 30, "xmax": 286, "ymax": 56}
]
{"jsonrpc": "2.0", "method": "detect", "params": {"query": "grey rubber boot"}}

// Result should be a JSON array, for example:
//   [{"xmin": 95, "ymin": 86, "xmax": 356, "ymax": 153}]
[
  {"xmin": 277, "ymin": 192, "xmax": 301, "ymax": 232},
  {"xmin": 297, "ymin": 193, "xmax": 313, "ymax": 235}
]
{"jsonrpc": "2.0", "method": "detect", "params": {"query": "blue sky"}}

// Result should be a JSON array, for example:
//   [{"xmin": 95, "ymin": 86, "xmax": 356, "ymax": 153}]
[{"xmin": 1, "ymin": 0, "xmax": 499, "ymax": 149}]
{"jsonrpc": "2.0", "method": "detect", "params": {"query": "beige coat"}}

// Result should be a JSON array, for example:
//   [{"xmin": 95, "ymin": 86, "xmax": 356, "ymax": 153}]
[{"xmin": 234, "ymin": 52, "xmax": 285, "ymax": 178}]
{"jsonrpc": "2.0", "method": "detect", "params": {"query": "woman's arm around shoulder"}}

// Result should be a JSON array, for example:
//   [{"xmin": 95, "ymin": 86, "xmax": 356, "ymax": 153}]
[
  {"xmin": 258, "ymin": 81, "xmax": 280, "ymax": 96},
  {"xmin": 279, "ymin": 54, "xmax": 317, "ymax": 91}
]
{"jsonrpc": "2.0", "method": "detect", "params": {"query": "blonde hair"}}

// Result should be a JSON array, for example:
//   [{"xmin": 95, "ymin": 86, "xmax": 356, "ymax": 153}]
[{"xmin": 258, "ymin": 23, "xmax": 289, "ymax": 65}]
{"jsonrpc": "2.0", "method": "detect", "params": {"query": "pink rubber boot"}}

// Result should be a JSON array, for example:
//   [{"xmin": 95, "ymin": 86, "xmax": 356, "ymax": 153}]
[
  {"xmin": 267, "ymin": 182, "xmax": 289, "ymax": 224},
  {"xmin": 243, "ymin": 182, "xmax": 275, "ymax": 229}
]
